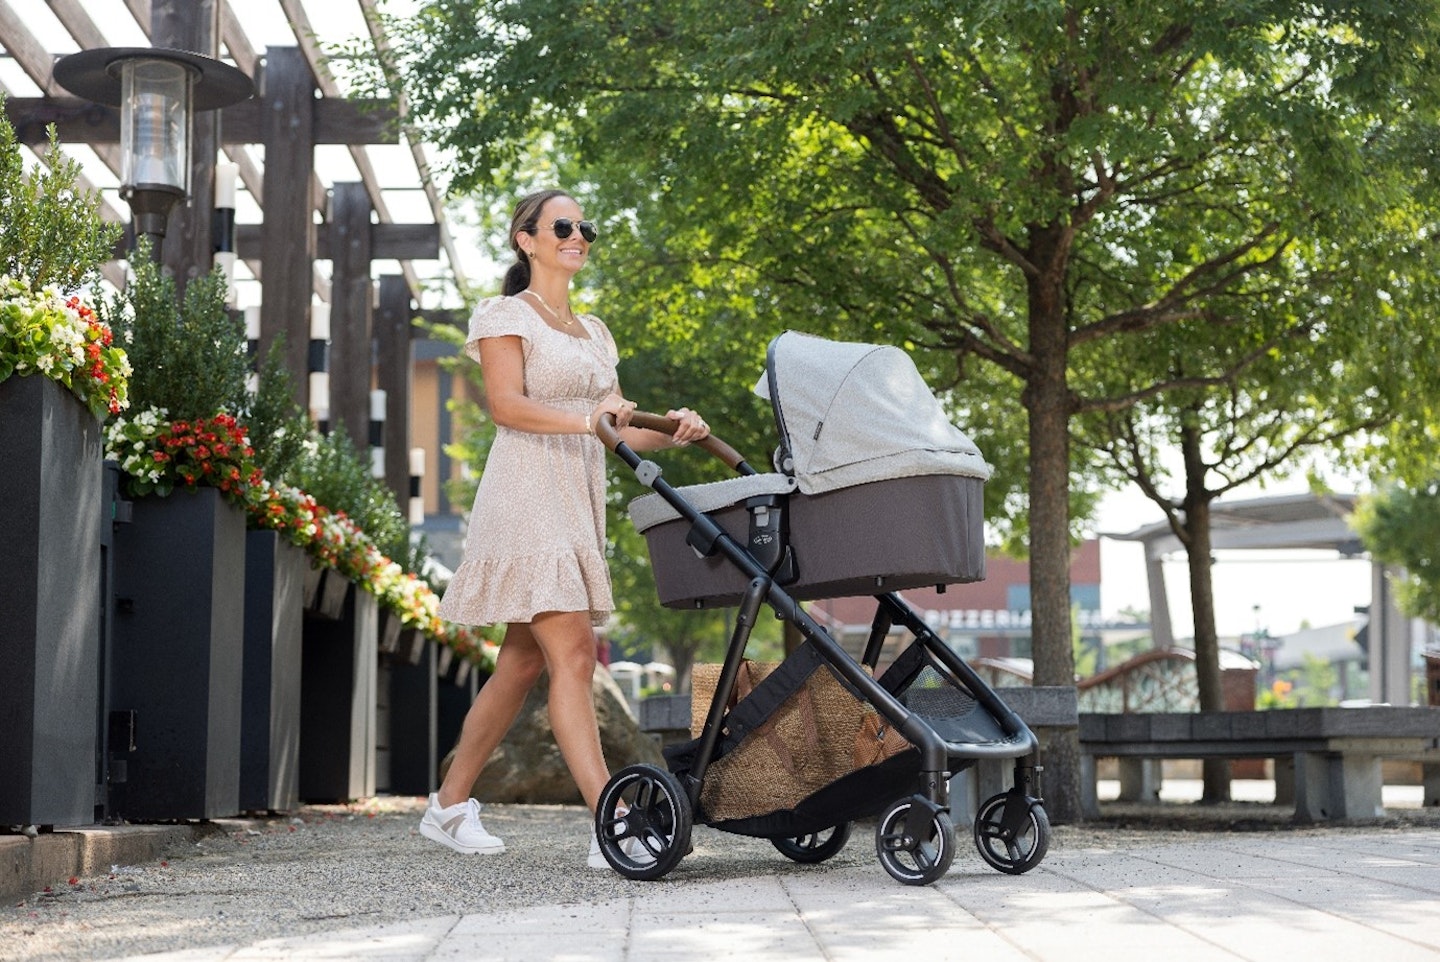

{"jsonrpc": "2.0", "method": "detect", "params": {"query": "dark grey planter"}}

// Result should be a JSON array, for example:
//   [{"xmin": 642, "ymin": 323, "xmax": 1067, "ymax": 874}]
[
  {"xmin": 241, "ymin": 529, "xmax": 306, "ymax": 812},
  {"xmin": 0, "ymin": 376, "xmax": 103, "ymax": 827},
  {"xmin": 299, "ymin": 586, "xmax": 378, "ymax": 802},
  {"xmin": 386, "ymin": 639, "xmax": 439, "ymax": 795},
  {"xmin": 435, "ymin": 644, "xmax": 481, "ymax": 768},
  {"xmin": 302, "ymin": 563, "xmax": 350, "ymax": 621},
  {"xmin": 109, "ymin": 487, "xmax": 246, "ymax": 821}
]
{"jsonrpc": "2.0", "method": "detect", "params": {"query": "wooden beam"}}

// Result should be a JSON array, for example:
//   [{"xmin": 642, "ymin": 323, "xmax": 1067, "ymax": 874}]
[
  {"xmin": 375, "ymin": 274, "xmax": 414, "ymax": 510},
  {"xmin": 44, "ymin": 0, "xmax": 109, "ymax": 51},
  {"xmin": 357, "ymin": 0, "xmax": 470, "ymax": 293},
  {"xmin": 4, "ymin": 99, "xmax": 121, "ymax": 147},
  {"xmin": 4, "ymin": 97, "xmax": 399, "ymax": 147},
  {"xmin": 228, "ymin": 98, "xmax": 401, "ymax": 146},
  {"xmin": 329, "ymin": 182, "xmax": 375, "ymax": 447},
  {"xmin": 287, "ymin": 0, "xmax": 425, "ymax": 298},
  {"xmin": 0, "ymin": 0, "xmax": 61, "ymax": 95},
  {"xmin": 234, "ymin": 223, "xmax": 441, "ymax": 261},
  {"xmin": 259, "ymin": 47, "xmax": 317, "ymax": 403}
]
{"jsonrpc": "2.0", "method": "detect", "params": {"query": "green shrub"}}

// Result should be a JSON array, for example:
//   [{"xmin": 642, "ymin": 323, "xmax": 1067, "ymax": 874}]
[
  {"xmin": 243, "ymin": 337, "xmax": 313, "ymax": 480},
  {"xmin": 101, "ymin": 243, "xmax": 249, "ymax": 420},
  {"xmin": 285, "ymin": 423, "xmax": 411, "ymax": 565},
  {"xmin": 0, "ymin": 108, "xmax": 119, "ymax": 291}
]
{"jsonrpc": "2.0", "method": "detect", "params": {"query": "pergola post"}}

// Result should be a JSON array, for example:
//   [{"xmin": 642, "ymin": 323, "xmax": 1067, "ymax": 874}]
[
  {"xmin": 258, "ymin": 47, "xmax": 317, "ymax": 406},
  {"xmin": 329, "ymin": 182, "xmax": 375, "ymax": 446},
  {"xmin": 376, "ymin": 275, "xmax": 415, "ymax": 511}
]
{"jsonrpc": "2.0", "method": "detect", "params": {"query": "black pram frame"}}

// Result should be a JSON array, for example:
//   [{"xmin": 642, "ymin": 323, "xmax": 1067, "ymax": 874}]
[{"xmin": 589, "ymin": 335, "xmax": 1051, "ymax": 886}]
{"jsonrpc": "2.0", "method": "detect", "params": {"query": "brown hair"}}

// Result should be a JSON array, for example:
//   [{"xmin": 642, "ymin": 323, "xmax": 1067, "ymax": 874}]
[{"xmin": 502, "ymin": 189, "xmax": 572, "ymax": 295}]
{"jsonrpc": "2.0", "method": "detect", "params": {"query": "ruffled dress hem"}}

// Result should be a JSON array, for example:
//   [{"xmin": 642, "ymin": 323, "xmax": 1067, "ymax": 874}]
[{"xmin": 437, "ymin": 547, "xmax": 613, "ymax": 628}]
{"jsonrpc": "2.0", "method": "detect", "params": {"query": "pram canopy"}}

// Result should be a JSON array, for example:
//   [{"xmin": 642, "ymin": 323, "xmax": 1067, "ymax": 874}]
[
  {"xmin": 757, "ymin": 331, "xmax": 991, "ymax": 495},
  {"xmin": 627, "ymin": 331, "xmax": 992, "ymax": 606}
]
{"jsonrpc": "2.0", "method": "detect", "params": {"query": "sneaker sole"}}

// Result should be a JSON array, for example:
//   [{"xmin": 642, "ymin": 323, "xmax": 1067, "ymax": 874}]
[{"xmin": 419, "ymin": 820, "xmax": 505, "ymax": 855}]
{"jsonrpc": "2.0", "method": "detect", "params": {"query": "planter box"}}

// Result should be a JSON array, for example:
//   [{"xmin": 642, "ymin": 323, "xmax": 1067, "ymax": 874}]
[
  {"xmin": 109, "ymin": 487, "xmax": 247, "ymax": 821},
  {"xmin": 0, "ymin": 376, "xmax": 103, "ymax": 827},
  {"xmin": 386, "ymin": 638, "xmax": 439, "ymax": 795},
  {"xmin": 240, "ymin": 530, "xmax": 306, "ymax": 812},
  {"xmin": 302, "ymin": 563, "xmax": 351, "ymax": 621},
  {"xmin": 299, "ymin": 586, "xmax": 378, "ymax": 802},
  {"xmin": 436, "ymin": 644, "xmax": 481, "ymax": 767}
]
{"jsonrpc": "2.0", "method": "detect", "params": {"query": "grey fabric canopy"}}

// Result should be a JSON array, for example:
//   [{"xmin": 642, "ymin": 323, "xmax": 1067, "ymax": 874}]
[{"xmin": 756, "ymin": 331, "xmax": 991, "ymax": 495}]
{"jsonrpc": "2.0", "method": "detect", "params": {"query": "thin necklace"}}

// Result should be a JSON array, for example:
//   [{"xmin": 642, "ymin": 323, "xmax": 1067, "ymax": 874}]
[{"xmin": 522, "ymin": 288, "xmax": 574, "ymax": 326}]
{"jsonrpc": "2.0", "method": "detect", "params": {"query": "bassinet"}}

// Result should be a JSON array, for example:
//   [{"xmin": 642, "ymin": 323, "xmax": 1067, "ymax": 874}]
[{"xmin": 629, "ymin": 332, "xmax": 992, "ymax": 607}]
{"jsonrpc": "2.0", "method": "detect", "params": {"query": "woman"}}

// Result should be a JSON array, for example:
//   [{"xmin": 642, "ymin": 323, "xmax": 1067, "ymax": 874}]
[{"xmin": 421, "ymin": 189, "xmax": 709, "ymax": 868}]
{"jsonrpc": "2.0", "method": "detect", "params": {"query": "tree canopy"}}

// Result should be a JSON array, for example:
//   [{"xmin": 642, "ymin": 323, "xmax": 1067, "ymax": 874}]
[{"xmin": 369, "ymin": 0, "xmax": 1440, "ymax": 817}]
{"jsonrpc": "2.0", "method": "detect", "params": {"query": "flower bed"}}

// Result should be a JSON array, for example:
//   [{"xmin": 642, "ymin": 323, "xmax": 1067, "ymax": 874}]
[
  {"xmin": 105, "ymin": 406, "xmax": 497, "ymax": 672},
  {"xmin": 0, "ymin": 277, "xmax": 129, "ymax": 418}
]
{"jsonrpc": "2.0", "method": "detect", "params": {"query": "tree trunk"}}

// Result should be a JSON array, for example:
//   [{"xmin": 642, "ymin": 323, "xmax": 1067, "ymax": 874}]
[
  {"xmin": 1024, "ymin": 262, "xmax": 1079, "ymax": 822},
  {"xmin": 1180, "ymin": 422, "xmax": 1230, "ymax": 802},
  {"xmin": 667, "ymin": 638, "xmax": 698, "ymax": 695}
]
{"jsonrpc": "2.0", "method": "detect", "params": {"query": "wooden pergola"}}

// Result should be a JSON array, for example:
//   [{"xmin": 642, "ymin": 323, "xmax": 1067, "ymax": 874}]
[{"xmin": 1, "ymin": 0, "xmax": 464, "ymax": 511}]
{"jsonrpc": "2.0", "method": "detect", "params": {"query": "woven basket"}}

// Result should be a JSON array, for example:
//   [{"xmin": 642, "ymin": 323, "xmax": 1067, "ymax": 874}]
[{"xmin": 691, "ymin": 659, "xmax": 912, "ymax": 822}]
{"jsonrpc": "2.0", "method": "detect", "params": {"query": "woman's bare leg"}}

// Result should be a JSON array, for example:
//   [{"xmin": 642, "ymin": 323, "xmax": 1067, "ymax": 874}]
[
  {"xmin": 434, "ymin": 622, "xmax": 545, "ymax": 808},
  {"xmin": 528, "ymin": 610, "xmax": 610, "ymax": 811}
]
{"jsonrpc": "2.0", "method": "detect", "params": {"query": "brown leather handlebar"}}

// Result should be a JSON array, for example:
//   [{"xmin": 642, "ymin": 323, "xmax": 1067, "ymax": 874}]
[{"xmin": 594, "ymin": 410, "xmax": 747, "ymax": 471}]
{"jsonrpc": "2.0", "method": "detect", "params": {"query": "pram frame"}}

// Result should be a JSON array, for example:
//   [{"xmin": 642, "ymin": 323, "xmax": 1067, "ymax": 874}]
[{"xmin": 597, "ymin": 414, "xmax": 1041, "ymax": 831}]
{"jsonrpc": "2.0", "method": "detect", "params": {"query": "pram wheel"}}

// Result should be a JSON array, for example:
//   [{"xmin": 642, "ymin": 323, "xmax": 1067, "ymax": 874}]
[
  {"xmin": 875, "ymin": 797, "xmax": 956, "ymax": 886},
  {"xmin": 973, "ymin": 791, "xmax": 1050, "ymax": 875},
  {"xmin": 595, "ymin": 764, "xmax": 693, "ymax": 880},
  {"xmin": 771, "ymin": 823, "xmax": 851, "ymax": 864}
]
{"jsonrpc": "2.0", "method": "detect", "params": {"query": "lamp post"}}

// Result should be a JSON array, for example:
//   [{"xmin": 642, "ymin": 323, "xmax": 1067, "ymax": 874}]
[{"xmin": 53, "ymin": 47, "xmax": 252, "ymax": 258}]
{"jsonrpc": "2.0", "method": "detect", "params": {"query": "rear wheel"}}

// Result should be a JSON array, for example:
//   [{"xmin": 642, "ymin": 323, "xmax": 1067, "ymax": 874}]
[
  {"xmin": 771, "ymin": 823, "xmax": 851, "ymax": 864},
  {"xmin": 875, "ymin": 798, "xmax": 955, "ymax": 885},
  {"xmin": 973, "ymin": 792, "xmax": 1049, "ymax": 874},
  {"xmin": 595, "ymin": 764, "xmax": 693, "ymax": 880}
]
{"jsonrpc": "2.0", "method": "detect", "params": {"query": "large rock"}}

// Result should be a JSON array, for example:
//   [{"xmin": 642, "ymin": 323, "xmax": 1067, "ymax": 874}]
[{"xmin": 441, "ymin": 666, "xmax": 665, "ymax": 804}]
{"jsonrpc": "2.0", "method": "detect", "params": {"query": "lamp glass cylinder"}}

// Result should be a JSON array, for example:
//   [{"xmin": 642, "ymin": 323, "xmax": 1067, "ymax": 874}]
[{"xmin": 120, "ymin": 58, "xmax": 192, "ymax": 195}]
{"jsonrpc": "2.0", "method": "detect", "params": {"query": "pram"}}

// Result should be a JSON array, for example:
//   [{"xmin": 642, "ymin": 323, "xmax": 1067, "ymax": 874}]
[{"xmin": 591, "ymin": 332, "xmax": 1050, "ymax": 885}]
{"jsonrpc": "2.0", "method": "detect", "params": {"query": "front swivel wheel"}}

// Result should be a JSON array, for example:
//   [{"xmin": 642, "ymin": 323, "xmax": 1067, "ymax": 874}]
[
  {"xmin": 595, "ymin": 764, "xmax": 693, "ymax": 880},
  {"xmin": 973, "ymin": 791, "xmax": 1049, "ymax": 874},
  {"xmin": 875, "ymin": 797, "xmax": 955, "ymax": 885}
]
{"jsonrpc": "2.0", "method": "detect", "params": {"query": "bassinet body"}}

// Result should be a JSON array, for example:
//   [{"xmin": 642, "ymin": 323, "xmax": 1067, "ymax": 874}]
[
  {"xmin": 632, "ymin": 472, "xmax": 985, "ymax": 608},
  {"xmin": 629, "ymin": 332, "xmax": 992, "ymax": 608}
]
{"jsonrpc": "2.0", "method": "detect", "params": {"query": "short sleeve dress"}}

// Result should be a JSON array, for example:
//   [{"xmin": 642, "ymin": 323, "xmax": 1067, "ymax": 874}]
[{"xmin": 436, "ymin": 296, "xmax": 621, "ymax": 628}]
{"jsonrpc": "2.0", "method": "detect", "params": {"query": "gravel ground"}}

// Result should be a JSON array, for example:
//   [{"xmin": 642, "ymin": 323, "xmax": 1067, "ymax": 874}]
[{"xmin": 5, "ymin": 796, "xmax": 1438, "ymax": 962}]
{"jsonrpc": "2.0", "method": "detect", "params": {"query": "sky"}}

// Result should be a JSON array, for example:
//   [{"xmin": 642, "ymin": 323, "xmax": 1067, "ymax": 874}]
[{"xmin": 1094, "ymin": 481, "xmax": 1373, "ymax": 642}]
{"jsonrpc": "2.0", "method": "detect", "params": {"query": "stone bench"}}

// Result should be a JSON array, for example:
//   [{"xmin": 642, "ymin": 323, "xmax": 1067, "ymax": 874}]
[{"xmin": 1078, "ymin": 707, "xmax": 1440, "ymax": 821}]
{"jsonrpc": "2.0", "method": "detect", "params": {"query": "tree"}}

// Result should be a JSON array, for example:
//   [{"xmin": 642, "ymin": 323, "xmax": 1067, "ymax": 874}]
[
  {"xmin": 1355, "ymin": 480, "xmax": 1440, "ymax": 626},
  {"xmin": 370, "ymin": 0, "xmax": 1440, "ymax": 820}
]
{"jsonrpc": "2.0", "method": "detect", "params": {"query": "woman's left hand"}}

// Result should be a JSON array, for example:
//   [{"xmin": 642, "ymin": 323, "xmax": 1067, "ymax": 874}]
[{"xmin": 667, "ymin": 407, "xmax": 710, "ymax": 446}]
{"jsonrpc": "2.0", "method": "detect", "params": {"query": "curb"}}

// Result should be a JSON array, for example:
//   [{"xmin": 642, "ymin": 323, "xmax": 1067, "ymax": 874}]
[{"xmin": 2, "ymin": 823, "xmax": 201, "ymax": 902}]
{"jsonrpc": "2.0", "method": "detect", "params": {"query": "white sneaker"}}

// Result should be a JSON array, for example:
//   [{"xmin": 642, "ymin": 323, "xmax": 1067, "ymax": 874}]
[
  {"xmin": 588, "ymin": 822, "xmax": 656, "ymax": 869},
  {"xmin": 419, "ymin": 794, "xmax": 505, "ymax": 854}
]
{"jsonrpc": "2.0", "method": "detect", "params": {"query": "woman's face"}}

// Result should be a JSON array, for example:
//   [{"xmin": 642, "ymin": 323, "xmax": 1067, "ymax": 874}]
[{"xmin": 526, "ymin": 196, "xmax": 591, "ymax": 276}]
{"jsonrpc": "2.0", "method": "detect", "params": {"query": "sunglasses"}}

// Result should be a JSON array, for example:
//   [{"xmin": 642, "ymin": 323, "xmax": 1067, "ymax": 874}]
[{"xmin": 537, "ymin": 217, "xmax": 598, "ymax": 243}]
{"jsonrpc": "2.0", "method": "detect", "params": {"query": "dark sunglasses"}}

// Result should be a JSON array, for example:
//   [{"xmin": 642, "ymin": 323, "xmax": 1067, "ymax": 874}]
[{"xmin": 537, "ymin": 217, "xmax": 598, "ymax": 243}]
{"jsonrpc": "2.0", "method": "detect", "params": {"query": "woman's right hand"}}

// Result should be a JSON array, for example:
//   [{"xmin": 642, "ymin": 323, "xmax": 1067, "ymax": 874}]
[{"xmin": 591, "ymin": 393, "xmax": 636, "ymax": 431}]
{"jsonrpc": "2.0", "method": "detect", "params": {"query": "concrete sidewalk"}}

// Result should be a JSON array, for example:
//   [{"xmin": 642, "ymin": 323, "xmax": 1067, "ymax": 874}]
[
  {"xmin": 126, "ymin": 832, "xmax": 1440, "ymax": 962},
  {"xmin": 6, "ymin": 794, "xmax": 1440, "ymax": 962}
]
